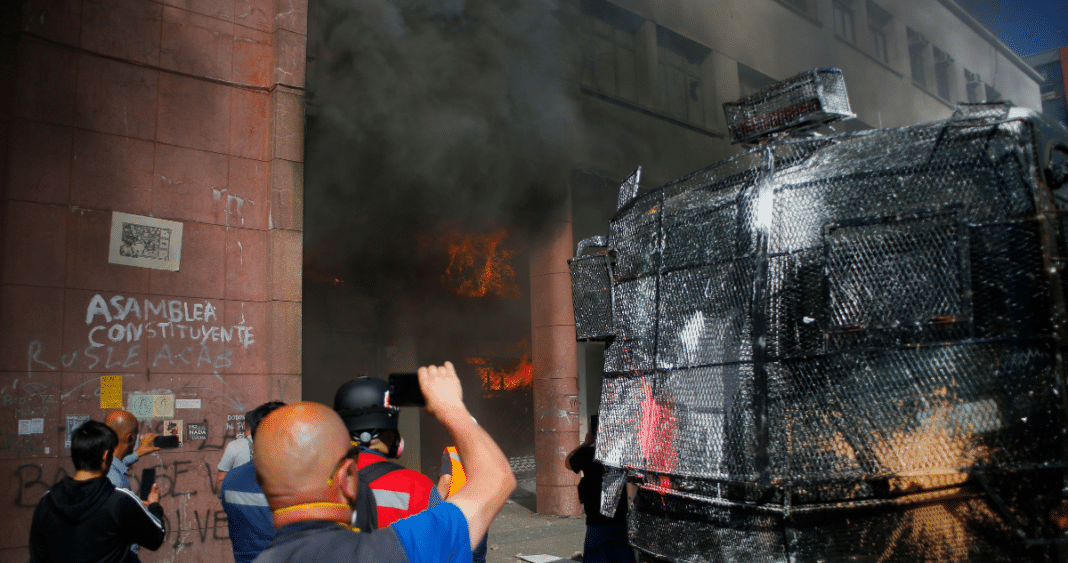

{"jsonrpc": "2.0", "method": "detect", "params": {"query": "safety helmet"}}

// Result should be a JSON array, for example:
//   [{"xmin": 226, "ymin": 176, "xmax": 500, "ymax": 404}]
[{"xmin": 333, "ymin": 376, "xmax": 399, "ymax": 436}]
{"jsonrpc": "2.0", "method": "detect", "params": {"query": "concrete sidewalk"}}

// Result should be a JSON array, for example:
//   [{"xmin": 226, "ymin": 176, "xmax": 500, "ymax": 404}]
[
  {"xmin": 485, "ymin": 500, "xmax": 585, "ymax": 563},
  {"xmin": 485, "ymin": 473, "xmax": 586, "ymax": 563}
]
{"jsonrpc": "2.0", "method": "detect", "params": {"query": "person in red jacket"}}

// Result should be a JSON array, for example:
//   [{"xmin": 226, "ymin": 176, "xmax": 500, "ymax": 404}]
[{"xmin": 333, "ymin": 376, "xmax": 441, "ymax": 530}]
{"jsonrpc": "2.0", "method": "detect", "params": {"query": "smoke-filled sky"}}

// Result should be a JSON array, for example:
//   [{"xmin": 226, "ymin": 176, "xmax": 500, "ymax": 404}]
[
  {"xmin": 956, "ymin": 0, "xmax": 1068, "ymax": 57},
  {"xmin": 304, "ymin": 0, "xmax": 583, "ymax": 289}
]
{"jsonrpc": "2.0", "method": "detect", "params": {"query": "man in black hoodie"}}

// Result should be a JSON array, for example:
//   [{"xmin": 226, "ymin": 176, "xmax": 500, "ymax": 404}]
[{"xmin": 29, "ymin": 420, "xmax": 166, "ymax": 563}]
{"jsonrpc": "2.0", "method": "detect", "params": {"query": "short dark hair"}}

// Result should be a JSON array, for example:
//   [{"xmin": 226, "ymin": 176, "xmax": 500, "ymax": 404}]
[
  {"xmin": 246, "ymin": 401, "xmax": 286, "ymax": 438},
  {"xmin": 71, "ymin": 421, "xmax": 118, "ymax": 471}
]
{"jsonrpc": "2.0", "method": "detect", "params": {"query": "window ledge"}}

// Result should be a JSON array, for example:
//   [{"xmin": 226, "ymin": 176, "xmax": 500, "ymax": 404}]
[
  {"xmin": 833, "ymin": 35, "xmax": 902, "ymax": 78},
  {"xmin": 911, "ymin": 81, "xmax": 956, "ymax": 110},
  {"xmin": 579, "ymin": 86, "xmax": 724, "ymax": 139},
  {"xmin": 770, "ymin": 0, "xmax": 822, "ymax": 27}
]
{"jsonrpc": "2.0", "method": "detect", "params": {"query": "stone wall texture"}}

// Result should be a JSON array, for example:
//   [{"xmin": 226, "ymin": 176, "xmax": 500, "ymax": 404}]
[{"xmin": 0, "ymin": 0, "xmax": 306, "ymax": 560}]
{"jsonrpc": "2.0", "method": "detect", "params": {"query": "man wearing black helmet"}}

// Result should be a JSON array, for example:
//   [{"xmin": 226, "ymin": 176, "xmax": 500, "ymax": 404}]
[{"xmin": 333, "ymin": 376, "xmax": 441, "ymax": 530}]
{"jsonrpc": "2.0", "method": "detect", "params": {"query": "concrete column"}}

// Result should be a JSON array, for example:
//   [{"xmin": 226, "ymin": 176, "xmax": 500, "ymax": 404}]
[{"xmin": 530, "ymin": 197, "xmax": 581, "ymax": 516}]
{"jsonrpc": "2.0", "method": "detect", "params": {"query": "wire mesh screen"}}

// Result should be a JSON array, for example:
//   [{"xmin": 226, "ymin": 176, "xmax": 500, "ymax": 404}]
[
  {"xmin": 723, "ymin": 68, "xmax": 855, "ymax": 144},
  {"xmin": 572, "ymin": 107, "xmax": 1068, "ymax": 561},
  {"xmin": 570, "ymin": 253, "xmax": 614, "ymax": 340}
]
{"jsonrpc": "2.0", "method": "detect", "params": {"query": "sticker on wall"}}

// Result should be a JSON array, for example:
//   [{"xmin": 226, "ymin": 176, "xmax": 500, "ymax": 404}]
[
  {"xmin": 187, "ymin": 422, "xmax": 208, "ymax": 442},
  {"xmin": 108, "ymin": 212, "xmax": 183, "ymax": 271},
  {"xmin": 66, "ymin": 415, "xmax": 91, "ymax": 448},
  {"xmin": 175, "ymin": 398, "xmax": 201, "ymax": 410},
  {"xmin": 100, "ymin": 376, "xmax": 123, "ymax": 409},
  {"xmin": 18, "ymin": 418, "xmax": 44, "ymax": 435},
  {"xmin": 227, "ymin": 414, "xmax": 245, "ymax": 438},
  {"xmin": 153, "ymin": 394, "xmax": 175, "ymax": 418},
  {"xmin": 164, "ymin": 419, "xmax": 184, "ymax": 446},
  {"xmin": 129, "ymin": 395, "xmax": 154, "ymax": 419}
]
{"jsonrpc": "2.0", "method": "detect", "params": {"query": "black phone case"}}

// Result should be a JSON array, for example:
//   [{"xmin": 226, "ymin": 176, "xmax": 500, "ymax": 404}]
[
  {"xmin": 139, "ymin": 468, "xmax": 156, "ymax": 500},
  {"xmin": 388, "ymin": 373, "xmax": 427, "ymax": 407},
  {"xmin": 153, "ymin": 435, "xmax": 180, "ymax": 448}
]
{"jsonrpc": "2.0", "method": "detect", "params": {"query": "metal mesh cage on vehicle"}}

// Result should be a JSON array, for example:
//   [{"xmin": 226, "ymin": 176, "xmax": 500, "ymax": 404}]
[
  {"xmin": 571, "ymin": 92, "xmax": 1068, "ymax": 562},
  {"xmin": 570, "ymin": 250, "xmax": 614, "ymax": 341},
  {"xmin": 723, "ymin": 68, "xmax": 855, "ymax": 144}
]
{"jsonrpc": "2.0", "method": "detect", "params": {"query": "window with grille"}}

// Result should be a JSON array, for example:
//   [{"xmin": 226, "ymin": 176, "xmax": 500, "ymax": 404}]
[
  {"xmin": 985, "ymin": 84, "xmax": 1002, "ymax": 102},
  {"xmin": 867, "ymin": 1, "xmax": 891, "ymax": 63},
  {"xmin": 737, "ymin": 63, "xmax": 778, "ymax": 98},
  {"xmin": 579, "ymin": 0, "xmax": 645, "ymax": 102},
  {"xmin": 658, "ymin": 27, "xmax": 710, "ymax": 125},
  {"xmin": 908, "ymin": 27, "xmax": 927, "ymax": 87},
  {"xmin": 934, "ymin": 47, "xmax": 952, "ymax": 100},
  {"xmin": 965, "ymin": 69, "xmax": 982, "ymax": 102},
  {"xmin": 833, "ymin": 0, "xmax": 855, "ymax": 43}
]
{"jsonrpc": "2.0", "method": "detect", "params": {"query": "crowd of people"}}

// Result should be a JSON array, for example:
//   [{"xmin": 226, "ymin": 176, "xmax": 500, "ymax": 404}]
[{"xmin": 29, "ymin": 362, "xmax": 636, "ymax": 563}]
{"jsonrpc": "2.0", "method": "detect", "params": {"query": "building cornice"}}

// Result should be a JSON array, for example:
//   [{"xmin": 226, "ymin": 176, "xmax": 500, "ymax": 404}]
[{"xmin": 935, "ymin": 0, "xmax": 1044, "ymax": 84}]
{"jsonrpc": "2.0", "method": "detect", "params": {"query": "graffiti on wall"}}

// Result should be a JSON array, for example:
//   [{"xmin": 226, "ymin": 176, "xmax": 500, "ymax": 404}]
[
  {"xmin": 25, "ymin": 294, "xmax": 256, "ymax": 376},
  {"xmin": 3, "ymin": 292, "xmax": 292, "ymax": 562}
]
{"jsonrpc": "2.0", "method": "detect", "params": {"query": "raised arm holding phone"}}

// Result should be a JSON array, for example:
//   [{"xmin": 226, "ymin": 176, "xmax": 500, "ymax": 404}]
[{"xmin": 252, "ymin": 361, "xmax": 516, "ymax": 563}]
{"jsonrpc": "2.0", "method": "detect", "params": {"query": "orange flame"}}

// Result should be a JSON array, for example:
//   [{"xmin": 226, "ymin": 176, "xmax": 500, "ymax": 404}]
[
  {"xmin": 465, "ymin": 355, "xmax": 533, "ymax": 391},
  {"xmin": 442, "ymin": 229, "xmax": 520, "ymax": 298}
]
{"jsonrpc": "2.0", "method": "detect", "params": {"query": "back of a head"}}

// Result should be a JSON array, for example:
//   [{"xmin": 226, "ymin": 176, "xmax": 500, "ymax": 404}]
[
  {"xmin": 104, "ymin": 409, "xmax": 138, "ymax": 439},
  {"xmin": 254, "ymin": 402, "xmax": 352, "ymax": 506},
  {"xmin": 72, "ymin": 421, "xmax": 119, "ymax": 472},
  {"xmin": 245, "ymin": 401, "xmax": 286, "ymax": 439},
  {"xmin": 333, "ymin": 376, "xmax": 399, "ymax": 439}
]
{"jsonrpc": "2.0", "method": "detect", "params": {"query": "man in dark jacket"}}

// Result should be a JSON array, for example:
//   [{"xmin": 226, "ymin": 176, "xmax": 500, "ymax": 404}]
[
  {"xmin": 565, "ymin": 415, "xmax": 635, "ymax": 563},
  {"xmin": 30, "ymin": 420, "xmax": 166, "ymax": 563}
]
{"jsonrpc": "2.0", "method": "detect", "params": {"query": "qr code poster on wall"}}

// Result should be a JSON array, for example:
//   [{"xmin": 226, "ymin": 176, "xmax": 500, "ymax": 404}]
[{"xmin": 108, "ymin": 212, "xmax": 183, "ymax": 271}]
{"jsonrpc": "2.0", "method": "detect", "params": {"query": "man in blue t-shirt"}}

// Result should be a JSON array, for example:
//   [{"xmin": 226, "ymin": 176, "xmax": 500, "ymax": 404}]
[
  {"xmin": 221, "ymin": 402, "xmax": 287, "ymax": 563},
  {"xmin": 252, "ymin": 362, "xmax": 517, "ymax": 563},
  {"xmin": 221, "ymin": 463, "xmax": 272, "ymax": 562}
]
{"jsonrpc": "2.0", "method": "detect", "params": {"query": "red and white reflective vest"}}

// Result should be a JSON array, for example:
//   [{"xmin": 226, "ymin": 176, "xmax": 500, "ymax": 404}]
[{"xmin": 355, "ymin": 451, "xmax": 435, "ymax": 528}]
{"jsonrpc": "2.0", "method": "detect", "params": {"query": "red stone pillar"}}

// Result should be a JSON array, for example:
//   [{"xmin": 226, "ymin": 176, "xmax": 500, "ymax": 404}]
[
  {"xmin": 0, "ymin": 0, "xmax": 306, "ymax": 560},
  {"xmin": 530, "ymin": 199, "xmax": 582, "ymax": 516}
]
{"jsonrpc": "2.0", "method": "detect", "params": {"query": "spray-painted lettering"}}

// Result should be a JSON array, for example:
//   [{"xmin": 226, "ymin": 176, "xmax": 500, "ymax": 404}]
[{"xmin": 84, "ymin": 294, "xmax": 253, "ymax": 349}]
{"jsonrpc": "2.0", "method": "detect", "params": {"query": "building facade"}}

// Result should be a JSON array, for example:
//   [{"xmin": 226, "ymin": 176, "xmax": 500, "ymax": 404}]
[
  {"xmin": 0, "ymin": 0, "xmax": 306, "ymax": 561},
  {"xmin": 1026, "ymin": 46, "xmax": 1068, "ymax": 128},
  {"xmin": 566, "ymin": 0, "xmax": 1042, "ymax": 189}
]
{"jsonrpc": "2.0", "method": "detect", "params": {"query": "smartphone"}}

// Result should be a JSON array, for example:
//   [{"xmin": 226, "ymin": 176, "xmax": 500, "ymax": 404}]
[
  {"xmin": 139, "ymin": 468, "xmax": 156, "ymax": 500},
  {"xmin": 388, "ymin": 373, "xmax": 426, "ymax": 407},
  {"xmin": 153, "ymin": 435, "xmax": 180, "ymax": 449}
]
